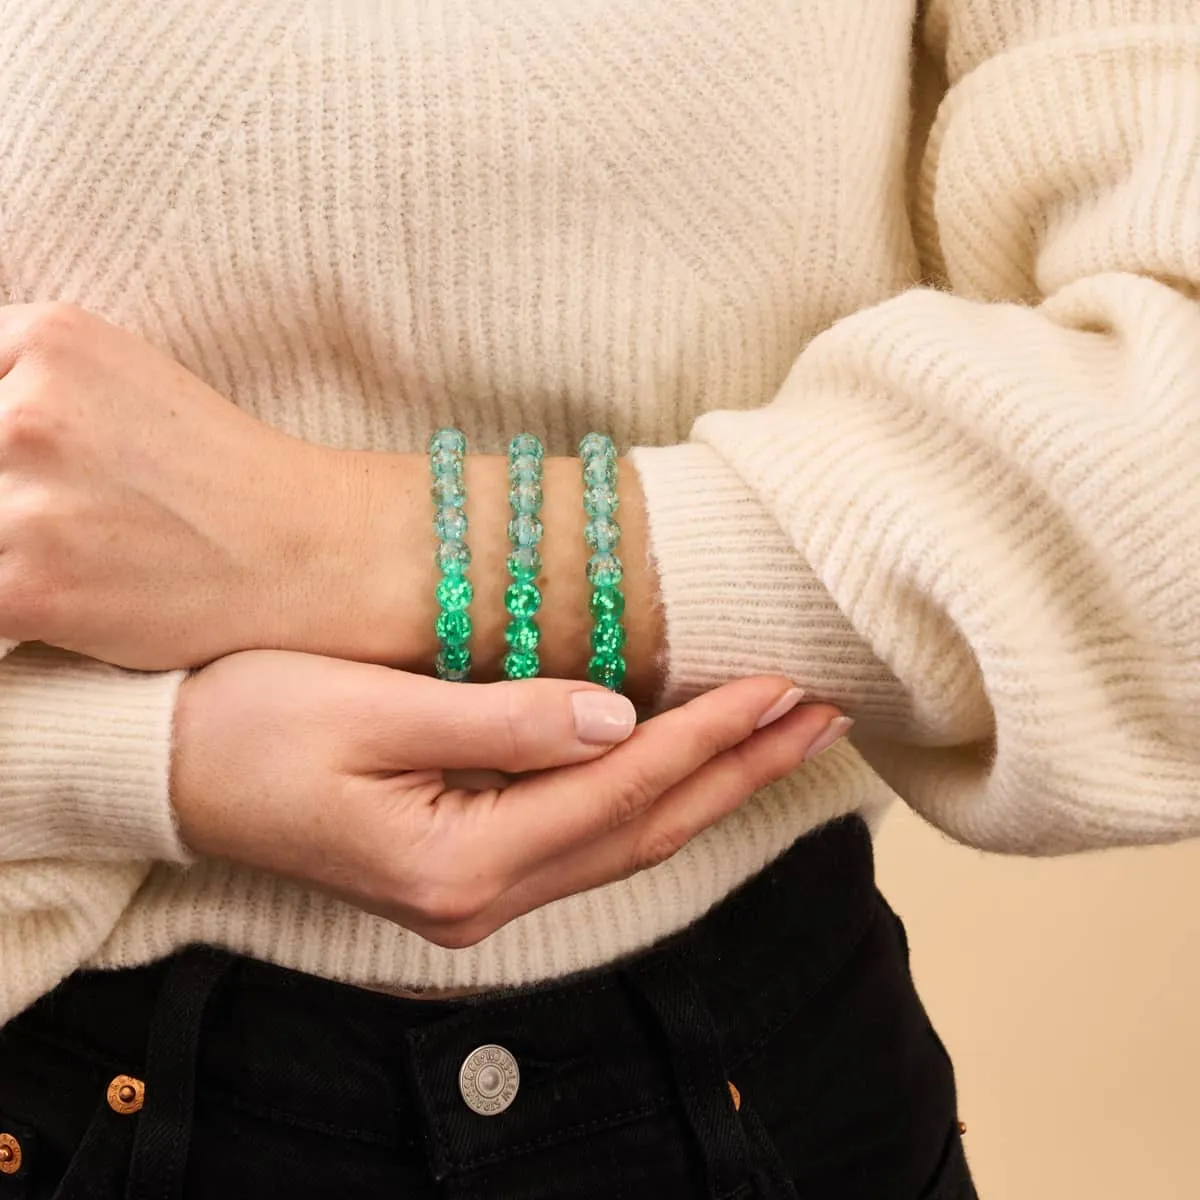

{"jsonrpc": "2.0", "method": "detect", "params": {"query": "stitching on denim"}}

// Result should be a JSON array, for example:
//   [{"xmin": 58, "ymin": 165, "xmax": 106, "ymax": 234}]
[{"xmin": 198, "ymin": 1086, "xmax": 399, "ymax": 1148}]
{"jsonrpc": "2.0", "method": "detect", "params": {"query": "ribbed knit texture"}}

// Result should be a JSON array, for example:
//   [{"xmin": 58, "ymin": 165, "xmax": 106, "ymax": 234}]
[{"xmin": 1, "ymin": 0, "xmax": 1198, "ymax": 1020}]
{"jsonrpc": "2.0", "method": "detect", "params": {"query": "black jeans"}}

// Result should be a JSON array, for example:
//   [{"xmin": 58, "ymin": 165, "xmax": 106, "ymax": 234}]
[{"xmin": 0, "ymin": 817, "xmax": 975, "ymax": 1199}]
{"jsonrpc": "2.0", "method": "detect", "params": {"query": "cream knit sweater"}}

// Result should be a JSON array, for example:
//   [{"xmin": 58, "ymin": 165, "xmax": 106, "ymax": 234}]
[{"xmin": 1, "ymin": 0, "xmax": 1199, "ymax": 1022}]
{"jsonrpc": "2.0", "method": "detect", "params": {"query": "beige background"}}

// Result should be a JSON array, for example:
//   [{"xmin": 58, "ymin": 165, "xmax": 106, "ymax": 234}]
[{"xmin": 875, "ymin": 805, "xmax": 1200, "ymax": 1199}]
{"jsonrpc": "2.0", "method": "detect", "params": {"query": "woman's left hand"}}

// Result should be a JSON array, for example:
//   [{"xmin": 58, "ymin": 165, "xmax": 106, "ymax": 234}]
[{"xmin": 0, "ymin": 302, "xmax": 371, "ymax": 669}]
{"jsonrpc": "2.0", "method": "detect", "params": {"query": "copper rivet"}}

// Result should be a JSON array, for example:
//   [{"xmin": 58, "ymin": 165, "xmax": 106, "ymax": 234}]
[
  {"xmin": 727, "ymin": 1081, "xmax": 741, "ymax": 1112},
  {"xmin": 107, "ymin": 1074, "xmax": 146, "ymax": 1115},
  {"xmin": 0, "ymin": 1132, "xmax": 21, "ymax": 1175},
  {"xmin": 958, "ymin": 1120, "xmax": 968, "ymax": 1135}
]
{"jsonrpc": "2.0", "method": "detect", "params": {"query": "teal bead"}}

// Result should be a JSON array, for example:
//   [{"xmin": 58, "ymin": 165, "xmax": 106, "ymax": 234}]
[
  {"xmin": 431, "ymin": 475, "xmax": 466, "ymax": 507},
  {"xmin": 587, "ymin": 552, "xmax": 624, "ymax": 588},
  {"xmin": 504, "ymin": 649, "xmax": 540, "ymax": 680},
  {"xmin": 590, "ymin": 616, "xmax": 626, "ymax": 655},
  {"xmin": 436, "ymin": 574, "xmax": 473, "ymax": 611},
  {"xmin": 589, "ymin": 586, "xmax": 625, "ymax": 620},
  {"xmin": 588, "ymin": 652, "xmax": 626, "ymax": 691},
  {"xmin": 435, "ymin": 651, "xmax": 471, "ymax": 682},
  {"xmin": 505, "ymin": 619, "xmax": 541, "ymax": 653},
  {"xmin": 508, "ymin": 483, "xmax": 543, "ymax": 516},
  {"xmin": 582, "ymin": 456, "xmax": 618, "ymax": 490},
  {"xmin": 583, "ymin": 487, "xmax": 619, "ymax": 518},
  {"xmin": 430, "ymin": 447, "xmax": 462, "ymax": 476},
  {"xmin": 430, "ymin": 428, "xmax": 467, "ymax": 455},
  {"xmin": 584, "ymin": 517, "xmax": 621, "ymax": 553},
  {"xmin": 508, "ymin": 433, "xmax": 545, "ymax": 461},
  {"xmin": 507, "ymin": 514, "xmax": 543, "ymax": 548},
  {"xmin": 435, "ymin": 608, "xmax": 472, "ymax": 646},
  {"xmin": 507, "ymin": 547, "xmax": 541, "ymax": 581},
  {"xmin": 436, "ymin": 644, "xmax": 471, "ymax": 675},
  {"xmin": 434, "ymin": 507, "xmax": 468, "ymax": 542},
  {"xmin": 505, "ymin": 581, "xmax": 542, "ymax": 619},
  {"xmin": 510, "ymin": 453, "xmax": 540, "ymax": 480},
  {"xmin": 436, "ymin": 541, "xmax": 472, "ymax": 573},
  {"xmin": 578, "ymin": 432, "xmax": 615, "ymax": 460}
]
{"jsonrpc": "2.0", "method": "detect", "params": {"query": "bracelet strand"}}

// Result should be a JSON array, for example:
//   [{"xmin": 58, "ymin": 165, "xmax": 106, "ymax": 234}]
[
  {"xmin": 503, "ymin": 433, "xmax": 545, "ymax": 680},
  {"xmin": 429, "ymin": 427, "xmax": 472, "ymax": 681},
  {"xmin": 579, "ymin": 432, "xmax": 626, "ymax": 691}
]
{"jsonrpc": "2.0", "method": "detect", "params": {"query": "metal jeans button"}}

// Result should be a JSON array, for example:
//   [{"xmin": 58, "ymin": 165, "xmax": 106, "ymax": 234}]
[{"xmin": 459, "ymin": 1044, "xmax": 520, "ymax": 1115}]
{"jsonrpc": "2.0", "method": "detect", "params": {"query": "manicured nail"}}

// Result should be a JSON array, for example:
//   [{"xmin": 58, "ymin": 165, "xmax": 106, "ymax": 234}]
[
  {"xmin": 572, "ymin": 690, "xmax": 638, "ymax": 745},
  {"xmin": 805, "ymin": 716, "xmax": 855, "ymax": 761},
  {"xmin": 754, "ymin": 687, "xmax": 806, "ymax": 730}
]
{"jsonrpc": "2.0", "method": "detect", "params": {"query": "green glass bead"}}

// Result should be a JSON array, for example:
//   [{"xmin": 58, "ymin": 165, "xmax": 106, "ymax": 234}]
[
  {"xmin": 590, "ymin": 616, "xmax": 626, "ymax": 655},
  {"xmin": 505, "ymin": 619, "xmax": 541, "ymax": 653},
  {"xmin": 430, "ymin": 447, "xmax": 462, "ymax": 476},
  {"xmin": 504, "ymin": 649, "xmax": 540, "ymax": 680},
  {"xmin": 583, "ymin": 487, "xmax": 619, "ymax": 518},
  {"xmin": 578, "ymin": 432, "xmax": 615, "ymax": 460},
  {"xmin": 507, "ymin": 514, "xmax": 543, "ymax": 548},
  {"xmin": 507, "ymin": 547, "xmax": 541, "ymax": 581},
  {"xmin": 436, "ymin": 644, "xmax": 471, "ymax": 674},
  {"xmin": 508, "ymin": 433, "xmax": 545, "ymax": 461},
  {"xmin": 434, "ymin": 507, "xmax": 468, "ymax": 542},
  {"xmin": 589, "ymin": 586, "xmax": 625, "ymax": 620},
  {"xmin": 430, "ymin": 428, "xmax": 467, "ymax": 455},
  {"xmin": 510, "ymin": 453, "xmax": 541, "ymax": 479},
  {"xmin": 435, "ymin": 574, "xmax": 473, "ymax": 611},
  {"xmin": 431, "ymin": 475, "xmax": 466, "ymax": 507},
  {"xmin": 505, "ymin": 581, "xmax": 543, "ymax": 619},
  {"xmin": 435, "ymin": 608, "xmax": 472, "ymax": 646},
  {"xmin": 584, "ymin": 518, "xmax": 621, "ymax": 553},
  {"xmin": 587, "ymin": 552, "xmax": 623, "ymax": 588},
  {"xmin": 508, "ymin": 483, "xmax": 543, "ymax": 516},
  {"xmin": 436, "ymin": 541, "xmax": 472, "ymax": 573},
  {"xmin": 582, "ymin": 456, "xmax": 618, "ymax": 490},
  {"xmin": 588, "ymin": 652, "xmax": 626, "ymax": 691}
]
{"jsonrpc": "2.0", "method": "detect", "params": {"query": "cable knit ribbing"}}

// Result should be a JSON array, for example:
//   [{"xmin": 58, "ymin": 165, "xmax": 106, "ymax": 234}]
[{"xmin": 1, "ymin": 0, "xmax": 1198, "ymax": 1021}]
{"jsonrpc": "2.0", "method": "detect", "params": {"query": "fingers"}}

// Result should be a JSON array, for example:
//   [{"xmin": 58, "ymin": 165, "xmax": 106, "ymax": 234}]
[
  {"xmin": 434, "ymin": 698, "xmax": 847, "ymax": 943},
  {"xmin": 482, "ymin": 675, "xmax": 814, "ymax": 876},
  {"xmin": 355, "ymin": 671, "xmax": 639, "ymax": 773}
]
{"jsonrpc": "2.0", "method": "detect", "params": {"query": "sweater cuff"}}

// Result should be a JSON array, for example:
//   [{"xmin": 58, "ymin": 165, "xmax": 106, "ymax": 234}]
[
  {"xmin": 0, "ymin": 644, "xmax": 190, "ymax": 862},
  {"xmin": 629, "ymin": 442, "xmax": 906, "ymax": 718}
]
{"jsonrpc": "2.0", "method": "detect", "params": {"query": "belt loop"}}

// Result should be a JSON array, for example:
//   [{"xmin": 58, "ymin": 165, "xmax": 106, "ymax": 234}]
[
  {"xmin": 123, "ymin": 947, "xmax": 232, "ymax": 1200},
  {"xmin": 622, "ymin": 949, "xmax": 754, "ymax": 1200}
]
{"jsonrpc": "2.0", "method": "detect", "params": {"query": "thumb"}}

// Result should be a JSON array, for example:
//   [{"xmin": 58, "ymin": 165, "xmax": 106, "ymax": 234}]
[{"xmin": 365, "ymin": 673, "xmax": 639, "ymax": 773}]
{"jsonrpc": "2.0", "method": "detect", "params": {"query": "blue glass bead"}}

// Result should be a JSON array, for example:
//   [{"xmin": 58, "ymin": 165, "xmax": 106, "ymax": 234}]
[
  {"xmin": 431, "ymin": 475, "xmax": 466, "ymax": 508},
  {"xmin": 584, "ymin": 518, "xmax": 621, "ymax": 553},
  {"xmin": 436, "ymin": 574, "xmax": 473, "ymax": 611},
  {"xmin": 508, "ymin": 483, "xmax": 543, "ymax": 516},
  {"xmin": 436, "ymin": 541, "xmax": 472, "ymax": 573},
  {"xmin": 508, "ymin": 433, "xmax": 545, "ymax": 461},
  {"xmin": 590, "ymin": 616, "xmax": 627, "ymax": 655},
  {"xmin": 510, "ymin": 453, "xmax": 540, "ymax": 480},
  {"xmin": 434, "ymin": 507, "xmax": 468, "ymax": 542},
  {"xmin": 578, "ymin": 432, "xmax": 615, "ymax": 460},
  {"xmin": 503, "ymin": 649, "xmax": 540, "ymax": 680},
  {"xmin": 583, "ymin": 487, "xmax": 619, "ymax": 518},
  {"xmin": 430, "ymin": 447, "xmax": 462, "ymax": 476},
  {"xmin": 430, "ymin": 428, "xmax": 467, "ymax": 455},
  {"xmin": 435, "ymin": 608, "xmax": 472, "ymax": 646},
  {"xmin": 435, "ymin": 648, "xmax": 471, "ymax": 683},
  {"xmin": 589, "ymin": 587, "xmax": 625, "ymax": 620},
  {"xmin": 582, "ymin": 456, "xmax": 618, "ymax": 490},
  {"xmin": 505, "ymin": 581, "xmax": 542, "ymax": 619},
  {"xmin": 505, "ymin": 619, "xmax": 541, "ymax": 653},
  {"xmin": 507, "ymin": 547, "xmax": 542, "ymax": 581},
  {"xmin": 587, "ymin": 552, "xmax": 623, "ymax": 588},
  {"xmin": 588, "ymin": 653, "xmax": 626, "ymax": 691},
  {"xmin": 507, "ymin": 514, "xmax": 543, "ymax": 548}
]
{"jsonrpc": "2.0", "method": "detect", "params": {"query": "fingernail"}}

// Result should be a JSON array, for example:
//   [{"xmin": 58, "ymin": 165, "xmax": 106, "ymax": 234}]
[
  {"xmin": 804, "ymin": 715, "xmax": 855, "ymax": 762},
  {"xmin": 754, "ymin": 687, "xmax": 806, "ymax": 730},
  {"xmin": 572, "ymin": 690, "xmax": 638, "ymax": 745}
]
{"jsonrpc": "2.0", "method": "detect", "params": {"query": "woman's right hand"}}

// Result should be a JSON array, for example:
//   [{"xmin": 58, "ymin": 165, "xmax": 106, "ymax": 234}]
[{"xmin": 171, "ymin": 650, "xmax": 846, "ymax": 948}]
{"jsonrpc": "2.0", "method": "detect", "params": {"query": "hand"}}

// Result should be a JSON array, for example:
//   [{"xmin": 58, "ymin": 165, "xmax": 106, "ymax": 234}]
[
  {"xmin": 0, "ymin": 303, "xmax": 372, "ymax": 668},
  {"xmin": 171, "ymin": 651, "xmax": 842, "ymax": 947}
]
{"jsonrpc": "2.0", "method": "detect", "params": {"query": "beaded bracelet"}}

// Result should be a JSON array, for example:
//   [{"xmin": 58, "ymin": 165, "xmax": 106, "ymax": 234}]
[
  {"xmin": 503, "ymin": 434, "xmax": 545, "ymax": 680},
  {"xmin": 579, "ymin": 432, "xmax": 626, "ymax": 691},
  {"xmin": 429, "ymin": 427, "xmax": 472, "ymax": 681}
]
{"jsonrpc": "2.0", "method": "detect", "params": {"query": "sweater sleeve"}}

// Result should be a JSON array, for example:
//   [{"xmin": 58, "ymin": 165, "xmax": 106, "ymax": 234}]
[{"xmin": 630, "ymin": 2, "xmax": 1200, "ymax": 855}]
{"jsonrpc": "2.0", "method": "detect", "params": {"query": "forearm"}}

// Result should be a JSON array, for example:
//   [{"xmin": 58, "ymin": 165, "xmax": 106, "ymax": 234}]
[{"xmin": 311, "ymin": 451, "xmax": 666, "ymax": 708}]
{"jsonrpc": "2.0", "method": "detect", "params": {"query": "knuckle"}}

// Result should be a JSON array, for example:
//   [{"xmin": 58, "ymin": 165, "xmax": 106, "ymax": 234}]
[
  {"xmin": 493, "ymin": 684, "xmax": 539, "ymax": 769},
  {"xmin": 0, "ymin": 394, "xmax": 55, "ymax": 455},
  {"xmin": 632, "ymin": 826, "xmax": 688, "ymax": 874},
  {"xmin": 422, "ymin": 919, "xmax": 494, "ymax": 951},
  {"xmin": 407, "ymin": 875, "xmax": 496, "ymax": 929},
  {"xmin": 607, "ymin": 771, "xmax": 659, "ymax": 831},
  {"xmin": 19, "ymin": 301, "xmax": 86, "ymax": 355}
]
